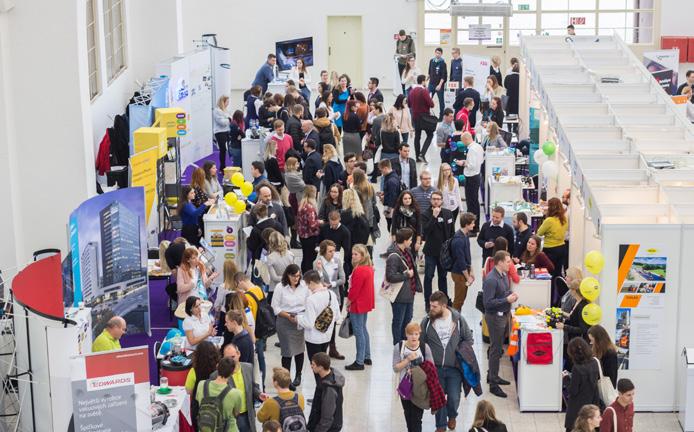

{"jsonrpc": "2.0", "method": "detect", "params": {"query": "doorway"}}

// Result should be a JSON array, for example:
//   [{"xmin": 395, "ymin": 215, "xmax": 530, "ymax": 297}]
[{"xmin": 327, "ymin": 16, "xmax": 363, "ymax": 88}]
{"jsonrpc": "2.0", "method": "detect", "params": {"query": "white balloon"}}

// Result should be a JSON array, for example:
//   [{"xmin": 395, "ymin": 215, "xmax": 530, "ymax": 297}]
[
  {"xmin": 534, "ymin": 149, "xmax": 548, "ymax": 165},
  {"xmin": 542, "ymin": 160, "xmax": 558, "ymax": 178}
]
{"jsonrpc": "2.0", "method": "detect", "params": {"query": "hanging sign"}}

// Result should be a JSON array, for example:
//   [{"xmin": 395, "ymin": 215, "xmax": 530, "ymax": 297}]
[
  {"xmin": 469, "ymin": 24, "xmax": 492, "ymax": 41},
  {"xmin": 570, "ymin": 17, "xmax": 586, "ymax": 25}
]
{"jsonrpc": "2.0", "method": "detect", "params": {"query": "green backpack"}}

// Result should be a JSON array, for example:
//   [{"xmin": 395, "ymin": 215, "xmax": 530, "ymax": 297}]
[{"xmin": 197, "ymin": 380, "xmax": 231, "ymax": 432}]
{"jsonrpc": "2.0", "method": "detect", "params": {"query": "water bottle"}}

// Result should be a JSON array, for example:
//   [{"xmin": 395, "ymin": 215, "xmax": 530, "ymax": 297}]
[{"xmin": 529, "ymin": 264, "xmax": 535, "ymax": 279}]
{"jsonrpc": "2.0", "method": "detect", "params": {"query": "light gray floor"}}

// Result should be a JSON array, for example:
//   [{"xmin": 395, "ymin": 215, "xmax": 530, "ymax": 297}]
[{"xmin": 245, "ymin": 88, "xmax": 682, "ymax": 431}]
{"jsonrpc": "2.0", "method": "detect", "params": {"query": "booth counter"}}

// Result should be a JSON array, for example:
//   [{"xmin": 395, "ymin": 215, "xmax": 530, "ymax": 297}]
[
  {"xmin": 513, "ymin": 277, "xmax": 551, "ymax": 311},
  {"xmin": 203, "ymin": 204, "xmax": 246, "ymax": 284},
  {"xmin": 154, "ymin": 386, "xmax": 192, "ymax": 432}
]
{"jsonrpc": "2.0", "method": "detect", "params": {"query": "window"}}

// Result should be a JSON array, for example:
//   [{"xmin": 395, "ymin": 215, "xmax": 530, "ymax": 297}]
[
  {"xmin": 455, "ymin": 0, "xmax": 506, "ymax": 46},
  {"xmin": 86, "ymin": 0, "xmax": 100, "ymax": 100},
  {"xmin": 103, "ymin": 0, "xmax": 127, "ymax": 82}
]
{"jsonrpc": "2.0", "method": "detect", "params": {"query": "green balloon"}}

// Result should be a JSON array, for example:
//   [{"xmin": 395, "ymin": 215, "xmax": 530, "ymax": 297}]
[
  {"xmin": 542, "ymin": 140, "xmax": 556, "ymax": 156},
  {"xmin": 457, "ymin": 175, "xmax": 465, "ymax": 182},
  {"xmin": 456, "ymin": 142, "xmax": 466, "ymax": 150}
]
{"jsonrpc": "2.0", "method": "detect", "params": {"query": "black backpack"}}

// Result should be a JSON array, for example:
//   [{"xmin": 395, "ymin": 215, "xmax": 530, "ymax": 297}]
[
  {"xmin": 197, "ymin": 380, "xmax": 231, "ymax": 432},
  {"xmin": 440, "ymin": 231, "xmax": 460, "ymax": 271},
  {"xmin": 247, "ymin": 290, "xmax": 276, "ymax": 339}
]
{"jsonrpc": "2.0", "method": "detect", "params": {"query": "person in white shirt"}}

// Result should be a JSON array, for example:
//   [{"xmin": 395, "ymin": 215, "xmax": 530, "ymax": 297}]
[
  {"xmin": 401, "ymin": 56, "xmax": 421, "ymax": 96},
  {"xmin": 296, "ymin": 270, "xmax": 341, "ymax": 384},
  {"xmin": 314, "ymin": 240, "xmax": 346, "ymax": 360},
  {"xmin": 289, "ymin": 58, "xmax": 312, "ymax": 107},
  {"xmin": 271, "ymin": 263, "xmax": 309, "ymax": 388},
  {"xmin": 182, "ymin": 296, "xmax": 215, "ymax": 353},
  {"xmin": 459, "ymin": 132, "xmax": 484, "ymax": 233}
]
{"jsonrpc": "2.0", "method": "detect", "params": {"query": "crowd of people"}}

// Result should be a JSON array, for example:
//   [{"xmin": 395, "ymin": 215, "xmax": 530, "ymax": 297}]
[{"xmin": 157, "ymin": 26, "xmax": 637, "ymax": 432}]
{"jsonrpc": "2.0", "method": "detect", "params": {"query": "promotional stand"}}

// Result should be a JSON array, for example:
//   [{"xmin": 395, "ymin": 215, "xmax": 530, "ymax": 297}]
[{"xmin": 203, "ymin": 204, "xmax": 246, "ymax": 284}]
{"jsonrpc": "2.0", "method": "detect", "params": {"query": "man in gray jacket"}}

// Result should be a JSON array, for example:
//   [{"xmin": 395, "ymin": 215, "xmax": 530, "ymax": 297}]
[
  {"xmin": 419, "ymin": 291, "xmax": 472, "ymax": 432},
  {"xmin": 482, "ymin": 250, "xmax": 519, "ymax": 399}
]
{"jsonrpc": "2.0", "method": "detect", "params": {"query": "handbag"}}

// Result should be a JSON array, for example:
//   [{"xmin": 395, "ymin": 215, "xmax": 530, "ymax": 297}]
[
  {"xmin": 252, "ymin": 259, "xmax": 271, "ymax": 285},
  {"xmin": 379, "ymin": 253, "xmax": 408, "ymax": 303},
  {"xmin": 418, "ymin": 113, "xmax": 438, "ymax": 133},
  {"xmin": 338, "ymin": 314, "xmax": 353, "ymax": 338},
  {"xmin": 475, "ymin": 291, "xmax": 486, "ymax": 314},
  {"xmin": 397, "ymin": 373, "xmax": 414, "ymax": 400},
  {"xmin": 314, "ymin": 291, "xmax": 335, "ymax": 333},
  {"xmin": 594, "ymin": 357, "xmax": 618, "ymax": 406}
]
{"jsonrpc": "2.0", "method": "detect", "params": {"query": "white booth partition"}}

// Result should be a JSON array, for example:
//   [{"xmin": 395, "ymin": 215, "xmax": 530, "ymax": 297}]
[
  {"xmin": 570, "ymin": 140, "xmax": 631, "ymax": 155},
  {"xmin": 611, "ymin": 103, "xmax": 668, "ymax": 117},
  {"xmin": 576, "ymin": 154, "xmax": 643, "ymax": 170},
  {"xmin": 581, "ymin": 169, "xmax": 650, "ymax": 186},
  {"xmin": 633, "ymin": 139, "xmax": 694, "ymax": 155}
]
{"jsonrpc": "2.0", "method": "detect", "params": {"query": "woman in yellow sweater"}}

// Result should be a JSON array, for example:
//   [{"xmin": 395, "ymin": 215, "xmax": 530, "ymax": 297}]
[{"xmin": 537, "ymin": 197, "xmax": 569, "ymax": 305}]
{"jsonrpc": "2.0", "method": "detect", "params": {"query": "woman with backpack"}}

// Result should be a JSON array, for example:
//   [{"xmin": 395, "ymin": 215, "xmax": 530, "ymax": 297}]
[
  {"xmin": 185, "ymin": 341, "xmax": 220, "ymax": 429},
  {"xmin": 271, "ymin": 264, "xmax": 309, "ymax": 389},
  {"xmin": 392, "ymin": 322, "xmax": 433, "ymax": 432}
]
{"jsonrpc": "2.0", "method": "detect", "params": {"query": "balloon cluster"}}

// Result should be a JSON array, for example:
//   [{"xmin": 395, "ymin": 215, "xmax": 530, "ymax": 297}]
[
  {"xmin": 579, "ymin": 250, "xmax": 605, "ymax": 325},
  {"xmin": 223, "ymin": 172, "xmax": 255, "ymax": 215},
  {"xmin": 534, "ymin": 140, "xmax": 558, "ymax": 178}
]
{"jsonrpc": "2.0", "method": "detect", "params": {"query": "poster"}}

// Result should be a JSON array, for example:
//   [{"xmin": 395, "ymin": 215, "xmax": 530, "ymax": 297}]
[
  {"xmin": 69, "ymin": 188, "xmax": 151, "ymax": 337},
  {"xmin": 615, "ymin": 244, "xmax": 667, "ymax": 370},
  {"xmin": 130, "ymin": 147, "xmax": 159, "ymax": 247},
  {"xmin": 70, "ymin": 347, "xmax": 150, "ymax": 432},
  {"xmin": 461, "ymin": 54, "xmax": 491, "ymax": 96},
  {"xmin": 643, "ymin": 50, "xmax": 680, "ymax": 95},
  {"xmin": 439, "ymin": 29, "xmax": 451, "ymax": 45},
  {"xmin": 469, "ymin": 24, "xmax": 491, "ymax": 41}
]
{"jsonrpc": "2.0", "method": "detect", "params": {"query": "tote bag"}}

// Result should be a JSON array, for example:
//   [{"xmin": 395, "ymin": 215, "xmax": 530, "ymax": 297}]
[
  {"xmin": 379, "ymin": 253, "xmax": 408, "ymax": 303},
  {"xmin": 526, "ymin": 332, "xmax": 553, "ymax": 365},
  {"xmin": 594, "ymin": 357, "xmax": 618, "ymax": 406},
  {"xmin": 338, "ymin": 314, "xmax": 353, "ymax": 338}
]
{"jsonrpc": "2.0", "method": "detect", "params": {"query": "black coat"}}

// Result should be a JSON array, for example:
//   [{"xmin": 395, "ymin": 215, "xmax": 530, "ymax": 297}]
[
  {"xmin": 477, "ymin": 222, "xmax": 515, "ymax": 261},
  {"xmin": 503, "ymin": 73, "xmax": 520, "ymax": 115},
  {"xmin": 264, "ymin": 157, "xmax": 284, "ymax": 189},
  {"xmin": 383, "ymin": 171, "xmax": 401, "ymax": 209},
  {"xmin": 453, "ymin": 88, "xmax": 481, "ymax": 127},
  {"xmin": 599, "ymin": 350, "xmax": 619, "ymax": 388},
  {"xmin": 322, "ymin": 160, "xmax": 344, "ymax": 192},
  {"xmin": 391, "ymin": 207, "xmax": 421, "ymax": 238},
  {"xmin": 565, "ymin": 361, "xmax": 600, "ymax": 430},
  {"xmin": 340, "ymin": 210, "xmax": 370, "ymax": 246},
  {"xmin": 390, "ymin": 157, "xmax": 417, "ymax": 190},
  {"xmin": 368, "ymin": 89, "xmax": 384, "ymax": 104},
  {"xmin": 489, "ymin": 66, "xmax": 502, "ymax": 88},
  {"xmin": 319, "ymin": 223, "xmax": 351, "ymax": 255},
  {"xmin": 285, "ymin": 116, "xmax": 304, "ymax": 151},
  {"xmin": 564, "ymin": 299, "xmax": 591, "ymax": 344},
  {"xmin": 422, "ymin": 207, "xmax": 454, "ymax": 256},
  {"xmin": 303, "ymin": 151, "xmax": 322, "ymax": 189},
  {"xmin": 380, "ymin": 130, "xmax": 401, "ymax": 154},
  {"xmin": 247, "ymin": 218, "xmax": 284, "ymax": 259}
]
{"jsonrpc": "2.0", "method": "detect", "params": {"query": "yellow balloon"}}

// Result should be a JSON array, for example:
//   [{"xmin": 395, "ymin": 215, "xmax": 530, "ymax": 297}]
[
  {"xmin": 224, "ymin": 192, "xmax": 238, "ymax": 206},
  {"xmin": 240, "ymin": 181, "xmax": 254, "ymax": 197},
  {"xmin": 231, "ymin": 172, "xmax": 245, "ymax": 187},
  {"xmin": 584, "ymin": 250, "xmax": 605, "ymax": 274},
  {"xmin": 233, "ymin": 200, "xmax": 247, "ymax": 214},
  {"xmin": 582, "ymin": 303, "xmax": 602, "ymax": 325},
  {"xmin": 580, "ymin": 277, "xmax": 601, "ymax": 301}
]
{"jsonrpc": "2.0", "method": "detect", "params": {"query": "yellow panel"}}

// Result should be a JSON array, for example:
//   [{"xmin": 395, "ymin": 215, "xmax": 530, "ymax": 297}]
[
  {"xmin": 133, "ymin": 127, "xmax": 167, "ymax": 158},
  {"xmin": 155, "ymin": 107, "xmax": 187, "ymax": 139}
]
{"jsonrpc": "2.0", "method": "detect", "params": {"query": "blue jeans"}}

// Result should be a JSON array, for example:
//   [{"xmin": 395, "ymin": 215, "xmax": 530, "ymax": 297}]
[
  {"xmin": 391, "ymin": 302, "xmax": 413, "ymax": 345},
  {"xmin": 255, "ymin": 338, "xmax": 266, "ymax": 390},
  {"xmin": 435, "ymin": 366, "xmax": 463, "ymax": 428},
  {"xmin": 229, "ymin": 147, "xmax": 242, "ymax": 168},
  {"xmin": 350, "ymin": 312, "xmax": 371, "ymax": 364},
  {"xmin": 424, "ymin": 255, "xmax": 447, "ymax": 311},
  {"xmin": 428, "ymin": 84, "xmax": 445, "ymax": 120}
]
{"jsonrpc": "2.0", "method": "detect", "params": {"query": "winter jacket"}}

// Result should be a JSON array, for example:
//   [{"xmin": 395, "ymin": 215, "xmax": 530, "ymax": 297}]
[
  {"xmin": 321, "ymin": 160, "xmax": 344, "ymax": 192},
  {"xmin": 313, "ymin": 117, "xmax": 336, "ymax": 152},
  {"xmin": 383, "ymin": 171, "xmax": 402, "ymax": 209},
  {"xmin": 348, "ymin": 265, "xmax": 375, "ymax": 314},
  {"xmin": 307, "ymin": 369, "xmax": 345, "ymax": 432},
  {"xmin": 420, "ymin": 361, "xmax": 446, "ymax": 412},
  {"xmin": 456, "ymin": 339, "xmax": 483, "ymax": 397},
  {"xmin": 503, "ymin": 72, "xmax": 520, "ymax": 115},
  {"xmin": 340, "ymin": 210, "xmax": 370, "ymax": 246},
  {"xmin": 385, "ymin": 243, "xmax": 420, "ymax": 304},
  {"xmin": 419, "ymin": 307, "xmax": 473, "ymax": 368},
  {"xmin": 565, "ymin": 360, "xmax": 600, "ymax": 430},
  {"xmin": 410, "ymin": 366, "xmax": 431, "ymax": 410},
  {"xmin": 380, "ymin": 130, "xmax": 401, "ymax": 154},
  {"xmin": 96, "ymin": 131, "xmax": 111, "ymax": 175},
  {"xmin": 285, "ymin": 115, "xmax": 304, "ymax": 151},
  {"xmin": 390, "ymin": 206, "xmax": 421, "ymax": 238}
]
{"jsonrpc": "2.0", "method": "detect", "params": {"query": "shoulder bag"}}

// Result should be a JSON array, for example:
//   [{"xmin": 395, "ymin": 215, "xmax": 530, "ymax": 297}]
[
  {"xmin": 380, "ymin": 253, "xmax": 409, "ymax": 303},
  {"xmin": 594, "ymin": 357, "xmax": 618, "ymax": 406}
]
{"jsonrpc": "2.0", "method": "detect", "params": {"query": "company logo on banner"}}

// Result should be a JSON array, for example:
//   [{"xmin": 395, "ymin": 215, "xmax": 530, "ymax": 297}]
[
  {"xmin": 643, "ymin": 50, "xmax": 680, "ymax": 95},
  {"xmin": 87, "ymin": 372, "xmax": 134, "ymax": 391},
  {"xmin": 462, "ymin": 54, "xmax": 490, "ymax": 95}
]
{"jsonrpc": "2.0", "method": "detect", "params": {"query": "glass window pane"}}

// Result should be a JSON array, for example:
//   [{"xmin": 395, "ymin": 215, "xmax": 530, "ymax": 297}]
[
  {"xmin": 541, "ymin": 12, "xmax": 569, "ymax": 29},
  {"xmin": 425, "ymin": 13, "xmax": 451, "ymax": 29},
  {"xmin": 512, "ymin": 0, "xmax": 536, "ymax": 10},
  {"xmin": 457, "ymin": 31, "xmax": 480, "ymax": 46},
  {"xmin": 599, "ymin": 12, "xmax": 626, "ymax": 29},
  {"xmin": 456, "ymin": 16, "xmax": 478, "ymax": 30},
  {"xmin": 510, "ymin": 13, "xmax": 537, "ymax": 29},
  {"xmin": 424, "ymin": 29, "xmax": 441, "ymax": 45},
  {"xmin": 543, "ymin": 0, "xmax": 569, "ymax": 10},
  {"xmin": 574, "ymin": 28, "xmax": 596, "ymax": 35},
  {"xmin": 425, "ymin": 0, "xmax": 451, "ymax": 11},
  {"xmin": 636, "ymin": 11, "xmax": 653, "ymax": 28},
  {"xmin": 510, "ymin": 29, "xmax": 537, "ymax": 45},
  {"xmin": 569, "ymin": 0, "xmax": 596, "ymax": 8},
  {"xmin": 598, "ymin": 27, "xmax": 626, "ymax": 39},
  {"xmin": 599, "ymin": 0, "xmax": 626, "ymax": 9},
  {"xmin": 481, "ymin": 16, "xmax": 504, "ymax": 29}
]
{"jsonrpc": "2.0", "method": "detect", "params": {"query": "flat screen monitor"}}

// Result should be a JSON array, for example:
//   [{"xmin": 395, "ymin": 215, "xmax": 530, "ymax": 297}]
[{"xmin": 275, "ymin": 37, "xmax": 314, "ymax": 71}]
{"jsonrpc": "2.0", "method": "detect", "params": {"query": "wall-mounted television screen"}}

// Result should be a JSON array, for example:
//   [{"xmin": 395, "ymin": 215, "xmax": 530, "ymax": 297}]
[{"xmin": 275, "ymin": 37, "xmax": 314, "ymax": 71}]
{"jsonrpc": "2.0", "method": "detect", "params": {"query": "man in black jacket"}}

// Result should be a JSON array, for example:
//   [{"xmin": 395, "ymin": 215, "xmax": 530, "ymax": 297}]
[
  {"xmin": 512, "ymin": 212, "xmax": 531, "ymax": 260},
  {"xmin": 390, "ymin": 143, "xmax": 417, "ymax": 190},
  {"xmin": 285, "ymin": 104, "xmax": 305, "ymax": 152},
  {"xmin": 367, "ymin": 77, "xmax": 384, "ymax": 104},
  {"xmin": 319, "ymin": 211, "xmax": 352, "ymax": 264},
  {"xmin": 246, "ymin": 203, "xmax": 284, "ymax": 259},
  {"xmin": 303, "ymin": 139, "xmax": 322, "ymax": 190},
  {"xmin": 338, "ymin": 152, "xmax": 357, "ymax": 187},
  {"xmin": 422, "ymin": 191, "xmax": 455, "ymax": 311},
  {"xmin": 379, "ymin": 159, "xmax": 402, "ymax": 233},
  {"xmin": 251, "ymin": 182, "xmax": 288, "ymax": 235},
  {"xmin": 453, "ymin": 76, "xmax": 481, "ymax": 128},
  {"xmin": 477, "ymin": 206, "xmax": 515, "ymax": 263},
  {"xmin": 307, "ymin": 352, "xmax": 344, "ymax": 432}
]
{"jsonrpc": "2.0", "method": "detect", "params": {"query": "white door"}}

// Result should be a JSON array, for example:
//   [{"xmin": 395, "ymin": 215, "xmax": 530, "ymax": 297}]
[{"xmin": 327, "ymin": 16, "xmax": 363, "ymax": 89}]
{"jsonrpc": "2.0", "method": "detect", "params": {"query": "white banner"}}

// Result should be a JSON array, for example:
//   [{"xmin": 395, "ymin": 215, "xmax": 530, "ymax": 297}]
[
  {"xmin": 462, "ymin": 54, "xmax": 491, "ymax": 95},
  {"xmin": 469, "ymin": 24, "xmax": 492, "ymax": 41},
  {"xmin": 643, "ymin": 49, "xmax": 680, "ymax": 95}
]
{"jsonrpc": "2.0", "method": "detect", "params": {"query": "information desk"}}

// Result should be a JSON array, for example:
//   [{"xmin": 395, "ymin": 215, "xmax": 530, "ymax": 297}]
[
  {"xmin": 513, "ymin": 277, "xmax": 552, "ymax": 311},
  {"xmin": 203, "ymin": 205, "xmax": 246, "ymax": 284},
  {"xmin": 514, "ymin": 313, "xmax": 564, "ymax": 412},
  {"xmin": 154, "ymin": 386, "xmax": 192, "ymax": 432}
]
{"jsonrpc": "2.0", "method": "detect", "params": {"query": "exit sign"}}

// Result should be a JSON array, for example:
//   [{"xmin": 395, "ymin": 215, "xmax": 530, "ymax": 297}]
[
  {"xmin": 570, "ymin": 17, "xmax": 586, "ymax": 25},
  {"xmin": 518, "ymin": 4, "xmax": 530, "ymax": 10}
]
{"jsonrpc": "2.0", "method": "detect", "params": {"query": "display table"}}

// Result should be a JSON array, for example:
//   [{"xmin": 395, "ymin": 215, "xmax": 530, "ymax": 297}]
[
  {"xmin": 513, "ymin": 277, "xmax": 552, "ymax": 310},
  {"xmin": 241, "ymin": 138, "xmax": 264, "ymax": 180},
  {"xmin": 203, "ymin": 205, "xmax": 246, "ymax": 284},
  {"xmin": 488, "ymin": 175, "xmax": 524, "ymax": 207},
  {"xmin": 514, "ymin": 313, "xmax": 563, "ymax": 412},
  {"xmin": 154, "ymin": 386, "xmax": 193, "ymax": 432}
]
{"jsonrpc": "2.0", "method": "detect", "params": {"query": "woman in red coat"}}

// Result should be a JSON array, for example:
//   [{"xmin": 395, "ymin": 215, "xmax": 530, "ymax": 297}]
[{"xmin": 345, "ymin": 244, "xmax": 375, "ymax": 370}]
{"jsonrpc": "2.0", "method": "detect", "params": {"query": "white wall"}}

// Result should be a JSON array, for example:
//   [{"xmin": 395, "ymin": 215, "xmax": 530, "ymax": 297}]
[
  {"xmin": 659, "ymin": 0, "xmax": 693, "ymax": 37},
  {"xmin": 178, "ymin": 0, "xmax": 417, "ymax": 96}
]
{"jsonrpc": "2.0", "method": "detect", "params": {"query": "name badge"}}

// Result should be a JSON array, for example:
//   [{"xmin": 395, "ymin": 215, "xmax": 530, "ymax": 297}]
[{"xmin": 497, "ymin": 311, "xmax": 504, "ymax": 317}]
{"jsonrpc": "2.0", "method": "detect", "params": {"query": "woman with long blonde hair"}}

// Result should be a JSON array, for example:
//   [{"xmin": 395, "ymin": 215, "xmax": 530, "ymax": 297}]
[
  {"xmin": 345, "ymin": 244, "xmax": 375, "ymax": 370},
  {"xmin": 571, "ymin": 404, "xmax": 601, "ymax": 432},
  {"xmin": 157, "ymin": 240, "xmax": 172, "ymax": 273},
  {"xmin": 341, "ymin": 189, "xmax": 370, "ymax": 251},
  {"xmin": 437, "ymin": 162, "xmax": 462, "ymax": 223},
  {"xmin": 351, "ymin": 168, "xmax": 378, "ymax": 246},
  {"xmin": 470, "ymin": 399, "xmax": 508, "ymax": 431},
  {"xmin": 263, "ymin": 138, "xmax": 284, "ymax": 191},
  {"xmin": 214, "ymin": 95, "xmax": 231, "ymax": 173},
  {"xmin": 266, "ymin": 231, "xmax": 295, "ymax": 296},
  {"xmin": 484, "ymin": 122, "xmax": 507, "ymax": 149},
  {"xmin": 213, "ymin": 259, "xmax": 239, "ymax": 318},
  {"xmin": 320, "ymin": 144, "xmax": 344, "ymax": 195},
  {"xmin": 297, "ymin": 185, "xmax": 320, "ymax": 272},
  {"xmin": 223, "ymin": 292, "xmax": 256, "ymax": 345}
]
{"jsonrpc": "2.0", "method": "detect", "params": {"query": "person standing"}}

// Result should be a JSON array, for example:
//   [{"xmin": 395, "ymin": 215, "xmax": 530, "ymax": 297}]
[
  {"xmin": 450, "ymin": 48, "xmax": 463, "ymax": 89},
  {"xmin": 318, "ymin": 211, "xmax": 352, "ymax": 266},
  {"xmin": 410, "ymin": 170, "xmax": 436, "ymax": 215},
  {"xmin": 297, "ymin": 185, "xmax": 321, "ymax": 272},
  {"xmin": 407, "ymin": 75, "xmax": 435, "ymax": 163},
  {"xmin": 422, "ymin": 191, "xmax": 454, "ymax": 311},
  {"xmin": 453, "ymin": 76, "xmax": 481, "ymax": 128},
  {"xmin": 392, "ymin": 322, "xmax": 433, "ymax": 432},
  {"xmin": 460, "ymin": 132, "xmax": 484, "ymax": 234},
  {"xmin": 195, "ymin": 358, "xmax": 244, "ymax": 432},
  {"xmin": 451, "ymin": 213, "xmax": 476, "ymax": 310},
  {"xmin": 289, "ymin": 58, "xmax": 312, "ymax": 105},
  {"xmin": 389, "ymin": 95, "xmax": 414, "ymax": 144},
  {"xmin": 296, "ymin": 270, "xmax": 341, "ymax": 384},
  {"xmin": 378, "ymin": 114, "xmax": 402, "ymax": 175},
  {"xmin": 386, "ymin": 228, "xmax": 421, "ymax": 345},
  {"xmin": 419, "ymin": 291, "xmax": 473, "ymax": 432},
  {"xmin": 427, "ymin": 47, "xmax": 448, "ymax": 121},
  {"xmin": 271, "ymin": 264, "xmax": 309, "ymax": 389},
  {"xmin": 307, "ymin": 353, "xmax": 345, "ymax": 432},
  {"xmin": 588, "ymin": 325, "xmax": 618, "ymax": 387},
  {"xmin": 268, "ymin": 120, "xmax": 293, "ymax": 172},
  {"xmin": 390, "ymin": 191, "xmax": 423, "ymax": 256},
  {"xmin": 245, "ymin": 86, "xmax": 262, "ymax": 127},
  {"xmin": 380, "ymin": 159, "xmax": 401, "ymax": 232},
  {"xmin": 314, "ymin": 240, "xmax": 345, "ymax": 361},
  {"xmin": 401, "ymin": 56, "xmax": 422, "ymax": 97},
  {"xmin": 346, "ymin": 244, "xmax": 375, "ymax": 370},
  {"xmin": 477, "ymin": 206, "xmax": 515, "ymax": 262},
  {"xmin": 396, "ymin": 29, "xmax": 416, "ymax": 92},
  {"xmin": 537, "ymin": 197, "xmax": 569, "ymax": 301},
  {"xmin": 92, "ymin": 316, "xmax": 126, "ymax": 352},
  {"xmin": 564, "ymin": 338, "xmax": 601, "ymax": 432},
  {"xmin": 437, "ymin": 162, "xmax": 462, "ymax": 223},
  {"xmin": 285, "ymin": 105, "xmax": 305, "ymax": 152},
  {"xmin": 503, "ymin": 62, "xmax": 520, "ymax": 118},
  {"xmin": 331, "ymin": 74, "xmax": 351, "ymax": 132},
  {"xmin": 572, "ymin": 405, "xmax": 602, "ymax": 432},
  {"xmin": 511, "ymin": 212, "xmax": 532, "ymax": 260},
  {"xmin": 489, "ymin": 56, "xmax": 503, "ymax": 87},
  {"xmin": 252, "ymin": 54, "xmax": 277, "ymax": 94},
  {"xmin": 214, "ymin": 95, "xmax": 232, "ymax": 172},
  {"xmin": 483, "ymin": 251, "xmax": 518, "ymax": 398},
  {"xmin": 567, "ymin": 24, "xmax": 576, "ymax": 36},
  {"xmin": 391, "ymin": 143, "xmax": 417, "ymax": 190},
  {"xmin": 367, "ymin": 77, "xmax": 384, "ymax": 104},
  {"xmin": 256, "ymin": 367, "xmax": 306, "ymax": 425},
  {"xmin": 599, "ymin": 378, "xmax": 635, "ymax": 432},
  {"xmin": 224, "ymin": 310, "xmax": 255, "ymax": 365},
  {"xmin": 436, "ymin": 108, "xmax": 456, "ymax": 162}
]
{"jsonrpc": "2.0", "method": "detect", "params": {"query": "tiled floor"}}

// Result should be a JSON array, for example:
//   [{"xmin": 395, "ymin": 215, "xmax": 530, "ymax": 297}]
[{"xmin": 255, "ymin": 122, "xmax": 682, "ymax": 431}]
